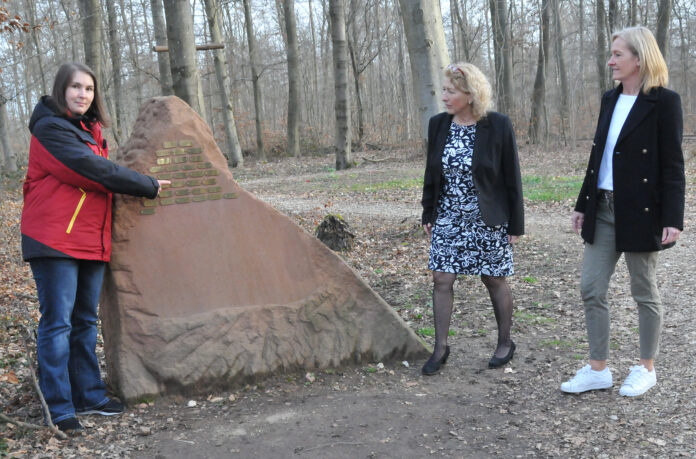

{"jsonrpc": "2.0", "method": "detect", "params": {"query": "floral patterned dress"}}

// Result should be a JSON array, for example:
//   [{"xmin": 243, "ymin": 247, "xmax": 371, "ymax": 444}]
[{"xmin": 428, "ymin": 122, "xmax": 514, "ymax": 276}]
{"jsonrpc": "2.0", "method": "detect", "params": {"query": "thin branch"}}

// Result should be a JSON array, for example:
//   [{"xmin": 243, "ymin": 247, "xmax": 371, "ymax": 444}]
[
  {"xmin": 0, "ymin": 413, "xmax": 44, "ymax": 431},
  {"xmin": 20, "ymin": 325, "xmax": 67, "ymax": 440}
]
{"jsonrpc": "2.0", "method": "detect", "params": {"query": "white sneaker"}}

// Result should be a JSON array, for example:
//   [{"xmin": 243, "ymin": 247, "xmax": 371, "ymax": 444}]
[
  {"xmin": 561, "ymin": 364, "xmax": 613, "ymax": 393},
  {"xmin": 619, "ymin": 365, "xmax": 656, "ymax": 397}
]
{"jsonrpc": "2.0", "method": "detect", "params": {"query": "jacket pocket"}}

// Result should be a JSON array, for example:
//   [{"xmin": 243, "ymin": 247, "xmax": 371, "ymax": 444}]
[{"xmin": 66, "ymin": 188, "xmax": 87, "ymax": 234}]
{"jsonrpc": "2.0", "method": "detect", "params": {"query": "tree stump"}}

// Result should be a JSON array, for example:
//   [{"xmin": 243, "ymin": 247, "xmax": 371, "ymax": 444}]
[{"xmin": 316, "ymin": 215, "xmax": 355, "ymax": 251}]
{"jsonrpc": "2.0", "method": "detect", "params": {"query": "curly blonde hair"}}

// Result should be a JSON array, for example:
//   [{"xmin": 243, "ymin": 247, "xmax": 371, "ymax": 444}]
[{"xmin": 444, "ymin": 62, "xmax": 493, "ymax": 121}]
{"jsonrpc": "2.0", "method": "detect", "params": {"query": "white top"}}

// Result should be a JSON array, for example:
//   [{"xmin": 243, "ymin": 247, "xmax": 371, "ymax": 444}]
[{"xmin": 597, "ymin": 94, "xmax": 638, "ymax": 191}]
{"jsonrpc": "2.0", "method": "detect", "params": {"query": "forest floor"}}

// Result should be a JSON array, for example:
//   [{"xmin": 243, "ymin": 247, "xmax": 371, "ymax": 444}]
[{"xmin": 2, "ymin": 140, "xmax": 696, "ymax": 458}]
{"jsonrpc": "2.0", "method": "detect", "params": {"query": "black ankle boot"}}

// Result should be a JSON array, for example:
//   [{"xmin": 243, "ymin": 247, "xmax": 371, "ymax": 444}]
[{"xmin": 422, "ymin": 346, "xmax": 450, "ymax": 376}]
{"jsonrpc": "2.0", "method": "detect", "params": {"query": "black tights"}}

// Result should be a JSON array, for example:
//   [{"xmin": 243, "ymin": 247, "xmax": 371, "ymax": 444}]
[{"xmin": 431, "ymin": 272, "xmax": 514, "ymax": 360}]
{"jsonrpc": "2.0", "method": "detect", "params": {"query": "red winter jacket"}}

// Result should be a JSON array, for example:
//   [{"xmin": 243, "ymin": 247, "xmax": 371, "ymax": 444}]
[{"xmin": 21, "ymin": 96, "xmax": 158, "ymax": 262}]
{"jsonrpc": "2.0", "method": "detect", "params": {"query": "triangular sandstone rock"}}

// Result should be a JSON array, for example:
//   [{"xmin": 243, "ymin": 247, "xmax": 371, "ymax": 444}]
[{"xmin": 101, "ymin": 96, "xmax": 428, "ymax": 401}]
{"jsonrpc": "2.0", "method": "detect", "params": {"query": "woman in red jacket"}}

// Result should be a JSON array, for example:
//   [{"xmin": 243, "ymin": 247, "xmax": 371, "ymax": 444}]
[{"xmin": 21, "ymin": 63, "xmax": 168, "ymax": 433}]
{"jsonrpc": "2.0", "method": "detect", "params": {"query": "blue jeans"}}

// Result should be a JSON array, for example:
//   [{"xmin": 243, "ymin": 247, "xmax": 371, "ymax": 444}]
[{"xmin": 30, "ymin": 258, "xmax": 110, "ymax": 423}]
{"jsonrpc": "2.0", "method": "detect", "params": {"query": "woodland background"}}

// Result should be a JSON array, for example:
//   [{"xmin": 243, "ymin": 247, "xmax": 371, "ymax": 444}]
[{"xmin": 0, "ymin": 0, "xmax": 695, "ymax": 174}]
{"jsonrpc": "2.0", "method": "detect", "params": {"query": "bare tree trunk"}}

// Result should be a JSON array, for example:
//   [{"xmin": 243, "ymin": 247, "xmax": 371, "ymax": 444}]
[
  {"xmin": 0, "ymin": 97, "xmax": 17, "ymax": 173},
  {"xmin": 78, "ymin": 0, "xmax": 102, "ymax": 81},
  {"xmin": 595, "ymin": 0, "xmax": 609, "ymax": 96},
  {"xmin": 398, "ymin": 0, "xmax": 448, "ymax": 147},
  {"xmin": 528, "ymin": 0, "xmax": 549, "ymax": 145},
  {"xmin": 203, "ymin": 0, "xmax": 243, "ymax": 167},
  {"xmin": 329, "ymin": 0, "xmax": 352, "ymax": 170},
  {"xmin": 118, "ymin": 0, "xmax": 143, "ymax": 108},
  {"xmin": 242, "ymin": 0, "xmax": 265, "ymax": 160},
  {"xmin": 284, "ymin": 0, "xmax": 301, "ymax": 157},
  {"xmin": 105, "ymin": 0, "xmax": 124, "ymax": 144},
  {"xmin": 307, "ymin": 0, "xmax": 320, "ymax": 129},
  {"xmin": 628, "ymin": 0, "xmax": 637, "ymax": 26},
  {"xmin": 151, "ymin": 0, "xmax": 173, "ymax": 95},
  {"xmin": 674, "ymin": 1, "xmax": 690, "ymax": 104},
  {"xmin": 489, "ymin": 0, "xmax": 513, "ymax": 115},
  {"xmin": 162, "ymin": 0, "xmax": 205, "ymax": 115},
  {"xmin": 552, "ymin": 0, "xmax": 570, "ymax": 145},
  {"xmin": 607, "ymin": 0, "xmax": 617, "ymax": 33},
  {"xmin": 346, "ymin": 0, "xmax": 364, "ymax": 151},
  {"xmin": 397, "ymin": 21, "xmax": 411, "ymax": 141},
  {"xmin": 24, "ymin": 0, "xmax": 47, "ymax": 95},
  {"xmin": 59, "ymin": 0, "xmax": 79, "ymax": 62},
  {"xmin": 450, "ymin": 0, "xmax": 458, "ymax": 61},
  {"xmin": 656, "ymin": 0, "xmax": 672, "ymax": 58}
]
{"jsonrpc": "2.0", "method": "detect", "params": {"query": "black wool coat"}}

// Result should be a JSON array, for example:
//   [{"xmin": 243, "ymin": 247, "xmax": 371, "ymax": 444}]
[
  {"xmin": 575, "ymin": 84, "xmax": 685, "ymax": 252},
  {"xmin": 421, "ymin": 111, "xmax": 524, "ymax": 236}
]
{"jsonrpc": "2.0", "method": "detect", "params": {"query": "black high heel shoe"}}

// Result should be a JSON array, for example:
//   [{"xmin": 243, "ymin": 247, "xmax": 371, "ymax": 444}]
[
  {"xmin": 422, "ymin": 346, "xmax": 450, "ymax": 376},
  {"xmin": 488, "ymin": 341, "xmax": 515, "ymax": 368}
]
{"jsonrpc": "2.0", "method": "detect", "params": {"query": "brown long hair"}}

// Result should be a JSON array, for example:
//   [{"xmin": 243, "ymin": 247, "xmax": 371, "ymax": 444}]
[{"xmin": 51, "ymin": 62, "xmax": 110, "ymax": 126}]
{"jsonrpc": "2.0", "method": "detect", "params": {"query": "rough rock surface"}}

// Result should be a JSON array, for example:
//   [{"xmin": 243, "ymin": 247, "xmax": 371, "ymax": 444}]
[{"xmin": 100, "ymin": 97, "xmax": 428, "ymax": 401}]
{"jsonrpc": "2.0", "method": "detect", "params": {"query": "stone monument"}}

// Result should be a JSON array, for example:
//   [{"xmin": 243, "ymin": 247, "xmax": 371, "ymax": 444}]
[{"xmin": 101, "ymin": 96, "xmax": 428, "ymax": 401}]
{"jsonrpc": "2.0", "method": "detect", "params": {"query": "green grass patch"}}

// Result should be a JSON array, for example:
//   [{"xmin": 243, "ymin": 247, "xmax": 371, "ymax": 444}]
[
  {"xmin": 350, "ymin": 178, "xmax": 423, "ymax": 193},
  {"xmin": 539, "ymin": 339, "xmax": 573, "ymax": 349},
  {"xmin": 523, "ymin": 175, "xmax": 583, "ymax": 202},
  {"xmin": 522, "ymin": 276, "xmax": 538, "ymax": 284},
  {"xmin": 418, "ymin": 327, "xmax": 435, "ymax": 337}
]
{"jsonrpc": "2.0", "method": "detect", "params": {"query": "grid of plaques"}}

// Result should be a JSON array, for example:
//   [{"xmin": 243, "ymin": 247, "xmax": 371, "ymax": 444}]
[{"xmin": 140, "ymin": 140, "xmax": 237, "ymax": 215}]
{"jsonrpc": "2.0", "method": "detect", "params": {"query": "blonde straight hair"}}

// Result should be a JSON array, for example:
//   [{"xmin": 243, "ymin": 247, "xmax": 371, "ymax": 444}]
[{"xmin": 611, "ymin": 26, "xmax": 668, "ymax": 94}]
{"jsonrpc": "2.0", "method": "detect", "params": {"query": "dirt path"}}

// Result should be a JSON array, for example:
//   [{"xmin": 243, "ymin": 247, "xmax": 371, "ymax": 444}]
[
  {"xmin": 2, "ymin": 151, "xmax": 694, "ymax": 457},
  {"xmin": 124, "ymin": 156, "xmax": 695, "ymax": 458}
]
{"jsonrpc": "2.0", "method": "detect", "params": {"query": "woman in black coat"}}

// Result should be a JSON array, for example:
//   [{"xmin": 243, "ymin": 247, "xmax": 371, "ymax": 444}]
[
  {"xmin": 420, "ymin": 62, "xmax": 524, "ymax": 375},
  {"xmin": 561, "ymin": 26, "xmax": 685, "ymax": 397}
]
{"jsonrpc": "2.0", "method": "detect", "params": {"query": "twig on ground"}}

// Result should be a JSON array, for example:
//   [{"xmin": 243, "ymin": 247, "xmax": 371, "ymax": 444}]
[
  {"xmin": 299, "ymin": 441, "xmax": 364, "ymax": 453},
  {"xmin": 0, "ymin": 413, "xmax": 44, "ymax": 430},
  {"xmin": 20, "ymin": 325, "xmax": 67, "ymax": 440},
  {"xmin": 361, "ymin": 155, "xmax": 397, "ymax": 163}
]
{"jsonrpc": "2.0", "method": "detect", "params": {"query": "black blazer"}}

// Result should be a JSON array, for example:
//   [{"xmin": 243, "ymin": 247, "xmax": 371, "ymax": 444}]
[
  {"xmin": 421, "ymin": 111, "xmax": 524, "ymax": 236},
  {"xmin": 575, "ymin": 85, "xmax": 685, "ymax": 252}
]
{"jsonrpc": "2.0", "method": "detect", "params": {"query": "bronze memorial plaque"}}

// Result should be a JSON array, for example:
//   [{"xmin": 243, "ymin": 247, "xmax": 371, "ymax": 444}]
[{"xmin": 141, "ymin": 140, "xmax": 238, "ymax": 214}]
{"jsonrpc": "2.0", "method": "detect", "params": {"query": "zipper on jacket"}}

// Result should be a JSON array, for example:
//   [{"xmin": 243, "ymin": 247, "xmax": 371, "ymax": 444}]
[{"xmin": 66, "ymin": 188, "xmax": 87, "ymax": 234}]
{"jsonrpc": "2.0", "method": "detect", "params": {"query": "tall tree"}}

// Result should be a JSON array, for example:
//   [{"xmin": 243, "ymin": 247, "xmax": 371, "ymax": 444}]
[
  {"xmin": 595, "ymin": 0, "xmax": 609, "ymax": 96},
  {"xmin": 489, "ymin": 0, "xmax": 513, "ymax": 115},
  {"xmin": 528, "ymin": 0, "xmax": 550, "ymax": 145},
  {"xmin": 396, "ymin": 20, "xmax": 411, "ymax": 141},
  {"xmin": 242, "ymin": 0, "xmax": 265, "ymax": 160},
  {"xmin": 78, "ymin": 0, "xmax": 103, "ymax": 81},
  {"xmin": 0, "ymin": 96, "xmax": 17, "ymax": 173},
  {"xmin": 628, "ymin": 0, "xmax": 638, "ymax": 26},
  {"xmin": 552, "ymin": 0, "xmax": 571, "ymax": 145},
  {"xmin": 607, "ymin": 0, "xmax": 617, "ymax": 33},
  {"xmin": 203, "ymin": 0, "xmax": 243, "ymax": 167},
  {"xmin": 105, "ymin": 0, "xmax": 125, "ymax": 144},
  {"xmin": 23, "ymin": 0, "xmax": 47, "ymax": 95},
  {"xmin": 398, "ymin": 0, "xmax": 448, "ymax": 146},
  {"xmin": 151, "ymin": 0, "xmax": 173, "ymax": 95},
  {"xmin": 347, "ymin": 0, "xmax": 387, "ymax": 150},
  {"xmin": 283, "ymin": 0, "xmax": 301, "ymax": 157},
  {"xmin": 329, "ymin": 0, "xmax": 352, "ymax": 170},
  {"xmin": 656, "ymin": 0, "xmax": 672, "ymax": 57},
  {"xmin": 162, "ymin": 0, "xmax": 205, "ymax": 115}
]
